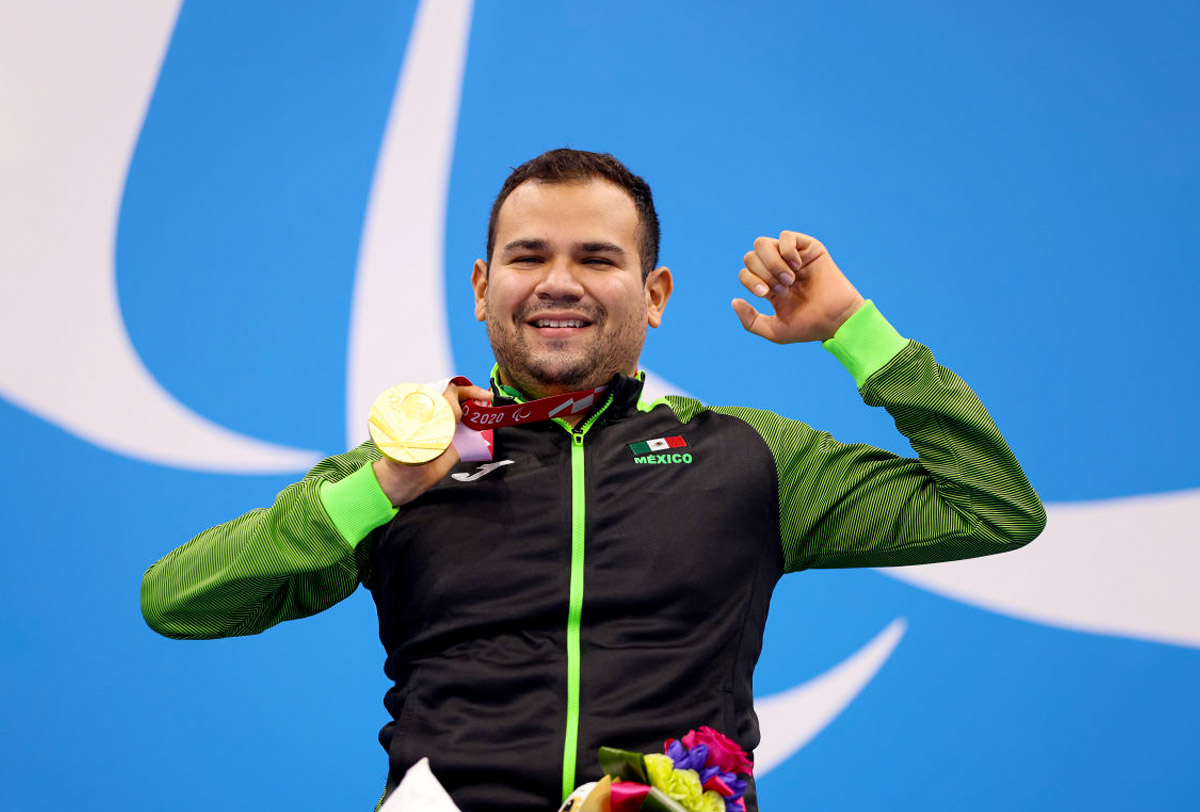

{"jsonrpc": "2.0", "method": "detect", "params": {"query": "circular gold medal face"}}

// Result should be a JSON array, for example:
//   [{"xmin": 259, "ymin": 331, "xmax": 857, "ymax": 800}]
[{"xmin": 368, "ymin": 383, "xmax": 455, "ymax": 465}]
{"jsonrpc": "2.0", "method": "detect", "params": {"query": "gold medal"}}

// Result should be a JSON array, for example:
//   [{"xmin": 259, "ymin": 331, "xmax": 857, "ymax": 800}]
[{"xmin": 368, "ymin": 383, "xmax": 455, "ymax": 465}]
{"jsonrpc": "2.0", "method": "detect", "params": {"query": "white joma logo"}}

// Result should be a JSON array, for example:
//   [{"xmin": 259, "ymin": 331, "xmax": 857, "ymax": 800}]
[{"xmin": 451, "ymin": 460, "xmax": 515, "ymax": 482}]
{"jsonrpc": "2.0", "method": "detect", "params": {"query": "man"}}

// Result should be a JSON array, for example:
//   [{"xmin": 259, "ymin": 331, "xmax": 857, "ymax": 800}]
[{"xmin": 142, "ymin": 148, "xmax": 1045, "ymax": 811}]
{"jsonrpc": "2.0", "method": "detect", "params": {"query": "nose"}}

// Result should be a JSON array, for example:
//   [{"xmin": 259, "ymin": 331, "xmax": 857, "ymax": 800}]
[{"xmin": 533, "ymin": 257, "xmax": 584, "ymax": 300}]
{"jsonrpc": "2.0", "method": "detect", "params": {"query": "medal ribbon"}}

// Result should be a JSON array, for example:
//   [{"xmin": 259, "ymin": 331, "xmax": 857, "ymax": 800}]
[
  {"xmin": 449, "ymin": 375, "xmax": 609, "ymax": 430},
  {"xmin": 444, "ymin": 376, "xmax": 609, "ymax": 462}
]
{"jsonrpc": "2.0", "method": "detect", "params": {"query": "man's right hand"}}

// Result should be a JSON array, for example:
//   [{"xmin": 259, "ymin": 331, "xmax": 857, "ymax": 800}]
[{"xmin": 371, "ymin": 381, "xmax": 493, "ymax": 507}]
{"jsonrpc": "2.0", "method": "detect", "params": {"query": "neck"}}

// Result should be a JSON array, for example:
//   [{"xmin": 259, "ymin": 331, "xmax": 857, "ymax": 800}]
[
  {"xmin": 495, "ymin": 368, "xmax": 633, "ymax": 428},
  {"xmin": 556, "ymin": 412, "xmax": 587, "ymax": 429}
]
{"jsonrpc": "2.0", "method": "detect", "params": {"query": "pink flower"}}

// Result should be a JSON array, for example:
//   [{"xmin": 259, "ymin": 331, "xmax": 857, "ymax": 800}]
[
  {"xmin": 681, "ymin": 727, "xmax": 754, "ymax": 776},
  {"xmin": 609, "ymin": 781, "xmax": 652, "ymax": 812}
]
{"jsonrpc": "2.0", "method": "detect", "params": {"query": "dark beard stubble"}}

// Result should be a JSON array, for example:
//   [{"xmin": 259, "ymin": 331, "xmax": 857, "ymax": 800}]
[{"xmin": 486, "ymin": 299, "xmax": 645, "ymax": 398}]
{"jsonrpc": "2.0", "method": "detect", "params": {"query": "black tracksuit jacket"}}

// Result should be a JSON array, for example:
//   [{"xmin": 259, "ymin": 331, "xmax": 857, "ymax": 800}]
[{"xmin": 143, "ymin": 340, "xmax": 1046, "ymax": 811}]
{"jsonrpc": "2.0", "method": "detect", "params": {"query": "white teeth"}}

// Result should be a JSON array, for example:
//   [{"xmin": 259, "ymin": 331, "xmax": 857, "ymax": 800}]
[{"xmin": 533, "ymin": 319, "xmax": 586, "ymax": 328}]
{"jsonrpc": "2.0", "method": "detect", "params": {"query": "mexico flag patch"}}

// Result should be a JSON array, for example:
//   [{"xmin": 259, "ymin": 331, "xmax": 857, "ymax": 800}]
[{"xmin": 628, "ymin": 436, "xmax": 687, "ymax": 455}]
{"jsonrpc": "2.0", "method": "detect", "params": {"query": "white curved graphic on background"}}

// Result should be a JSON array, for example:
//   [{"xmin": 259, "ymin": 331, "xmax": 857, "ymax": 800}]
[
  {"xmin": 0, "ymin": 3, "xmax": 321, "ymax": 473},
  {"xmin": 346, "ymin": 0, "xmax": 475, "ymax": 448},
  {"xmin": 882, "ymin": 489, "xmax": 1200, "ymax": 649},
  {"xmin": 754, "ymin": 619, "xmax": 907, "ymax": 775}
]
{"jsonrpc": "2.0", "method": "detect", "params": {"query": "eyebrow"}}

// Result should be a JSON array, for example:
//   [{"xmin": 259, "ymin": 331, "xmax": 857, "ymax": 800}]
[
  {"xmin": 502, "ymin": 238, "xmax": 550, "ymax": 253},
  {"xmin": 578, "ymin": 241, "xmax": 625, "ymax": 256},
  {"xmin": 501, "ymin": 239, "xmax": 627, "ymax": 257}
]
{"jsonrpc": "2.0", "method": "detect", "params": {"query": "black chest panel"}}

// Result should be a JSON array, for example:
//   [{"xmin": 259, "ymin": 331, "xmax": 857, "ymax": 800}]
[{"xmin": 369, "ymin": 395, "xmax": 783, "ymax": 812}]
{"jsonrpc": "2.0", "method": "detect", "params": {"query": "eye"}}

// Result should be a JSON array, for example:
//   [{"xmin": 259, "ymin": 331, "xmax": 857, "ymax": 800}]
[
  {"xmin": 512, "ymin": 256, "xmax": 543, "ymax": 265},
  {"xmin": 584, "ymin": 257, "xmax": 614, "ymax": 266}
]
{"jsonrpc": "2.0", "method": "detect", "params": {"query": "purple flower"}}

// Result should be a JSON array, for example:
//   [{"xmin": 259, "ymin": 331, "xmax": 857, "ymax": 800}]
[
  {"xmin": 722, "ymin": 775, "xmax": 747, "ymax": 799},
  {"xmin": 666, "ymin": 739, "xmax": 709, "ymax": 773},
  {"xmin": 704, "ymin": 772, "xmax": 748, "ymax": 807}
]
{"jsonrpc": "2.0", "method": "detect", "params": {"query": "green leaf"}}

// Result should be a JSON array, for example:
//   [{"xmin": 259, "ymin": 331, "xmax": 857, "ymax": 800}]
[
  {"xmin": 597, "ymin": 747, "xmax": 649, "ymax": 784},
  {"xmin": 640, "ymin": 787, "xmax": 692, "ymax": 812}
]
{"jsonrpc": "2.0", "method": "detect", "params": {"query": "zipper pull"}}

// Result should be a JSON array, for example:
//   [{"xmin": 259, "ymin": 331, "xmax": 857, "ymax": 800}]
[{"xmin": 572, "ymin": 432, "xmax": 584, "ymax": 447}]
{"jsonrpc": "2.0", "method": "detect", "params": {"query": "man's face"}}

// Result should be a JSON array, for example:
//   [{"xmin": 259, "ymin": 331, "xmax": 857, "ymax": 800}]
[{"xmin": 472, "ymin": 179, "xmax": 672, "ymax": 400}]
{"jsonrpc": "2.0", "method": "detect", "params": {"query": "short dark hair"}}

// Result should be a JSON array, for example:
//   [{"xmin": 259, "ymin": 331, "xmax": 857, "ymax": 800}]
[{"xmin": 486, "ymin": 148, "xmax": 660, "ymax": 279}]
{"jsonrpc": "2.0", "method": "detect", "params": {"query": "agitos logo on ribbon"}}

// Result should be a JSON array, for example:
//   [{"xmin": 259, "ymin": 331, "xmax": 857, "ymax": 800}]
[{"xmin": 455, "ymin": 376, "xmax": 606, "ymax": 430}]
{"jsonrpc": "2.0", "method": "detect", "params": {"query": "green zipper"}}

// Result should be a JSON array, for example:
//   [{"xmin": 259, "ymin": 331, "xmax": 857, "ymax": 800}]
[{"xmin": 555, "ymin": 394, "xmax": 613, "ymax": 801}]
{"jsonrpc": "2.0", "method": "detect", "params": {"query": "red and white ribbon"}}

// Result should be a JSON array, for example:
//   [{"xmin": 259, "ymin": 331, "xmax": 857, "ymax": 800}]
[{"xmin": 437, "ymin": 376, "xmax": 608, "ymax": 462}]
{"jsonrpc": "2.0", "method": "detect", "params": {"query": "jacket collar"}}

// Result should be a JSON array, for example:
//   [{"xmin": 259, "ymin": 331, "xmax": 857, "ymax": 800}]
[{"xmin": 488, "ymin": 365, "xmax": 646, "ymax": 421}]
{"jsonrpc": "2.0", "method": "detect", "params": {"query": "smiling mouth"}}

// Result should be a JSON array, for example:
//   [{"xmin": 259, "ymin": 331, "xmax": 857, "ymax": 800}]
[{"xmin": 530, "ymin": 318, "xmax": 591, "ymax": 329}]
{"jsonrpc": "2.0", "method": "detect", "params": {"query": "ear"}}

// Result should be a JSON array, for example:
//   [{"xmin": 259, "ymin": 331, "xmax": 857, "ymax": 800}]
[
  {"xmin": 471, "ymin": 259, "xmax": 489, "ymax": 322},
  {"xmin": 644, "ymin": 266, "xmax": 673, "ymax": 328}
]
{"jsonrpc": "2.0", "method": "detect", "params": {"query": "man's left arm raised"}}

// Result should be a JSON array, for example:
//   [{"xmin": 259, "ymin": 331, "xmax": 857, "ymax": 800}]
[{"xmin": 729, "ymin": 231, "xmax": 1046, "ymax": 571}]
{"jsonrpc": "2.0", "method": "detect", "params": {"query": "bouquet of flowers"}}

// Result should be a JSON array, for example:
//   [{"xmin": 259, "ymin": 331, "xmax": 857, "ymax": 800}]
[{"xmin": 560, "ymin": 726, "xmax": 753, "ymax": 812}]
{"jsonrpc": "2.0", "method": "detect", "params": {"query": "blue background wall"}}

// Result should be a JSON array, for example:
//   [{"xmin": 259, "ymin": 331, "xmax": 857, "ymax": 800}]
[{"xmin": 2, "ymin": 1, "xmax": 1197, "ymax": 809}]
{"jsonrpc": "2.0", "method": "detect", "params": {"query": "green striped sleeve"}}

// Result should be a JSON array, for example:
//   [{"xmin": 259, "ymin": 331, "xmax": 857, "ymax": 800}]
[
  {"xmin": 703, "ymin": 340, "xmax": 1044, "ymax": 571},
  {"xmin": 140, "ymin": 442, "xmax": 383, "ymax": 640}
]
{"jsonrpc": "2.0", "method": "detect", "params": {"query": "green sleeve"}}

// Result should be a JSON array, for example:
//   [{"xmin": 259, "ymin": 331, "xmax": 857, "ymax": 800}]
[
  {"xmin": 716, "ymin": 308, "xmax": 1045, "ymax": 571},
  {"xmin": 140, "ymin": 442, "xmax": 392, "ymax": 640}
]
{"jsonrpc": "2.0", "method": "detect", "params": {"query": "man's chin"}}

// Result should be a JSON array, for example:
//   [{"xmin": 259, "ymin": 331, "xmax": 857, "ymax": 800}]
[
  {"xmin": 509, "ymin": 359, "xmax": 608, "ymax": 396},
  {"xmin": 529, "ymin": 369, "xmax": 599, "ymax": 393}
]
